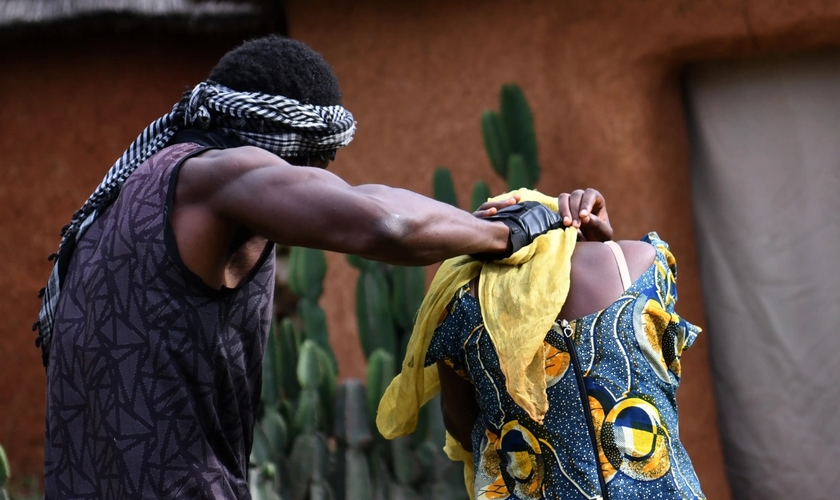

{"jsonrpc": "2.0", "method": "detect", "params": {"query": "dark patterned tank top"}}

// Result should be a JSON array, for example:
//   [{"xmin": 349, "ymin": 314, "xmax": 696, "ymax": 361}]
[{"xmin": 44, "ymin": 143, "xmax": 275, "ymax": 499}]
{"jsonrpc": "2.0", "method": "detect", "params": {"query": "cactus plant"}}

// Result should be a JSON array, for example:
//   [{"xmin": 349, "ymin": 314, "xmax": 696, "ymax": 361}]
[
  {"xmin": 436, "ymin": 83, "xmax": 540, "ymax": 214},
  {"xmin": 470, "ymin": 180, "xmax": 492, "ymax": 212},
  {"xmin": 354, "ymin": 264, "xmax": 397, "ymax": 359},
  {"xmin": 498, "ymin": 84, "xmax": 539, "ymax": 187},
  {"xmin": 432, "ymin": 167, "xmax": 459, "ymax": 208},
  {"xmin": 349, "ymin": 258, "xmax": 468, "ymax": 500}
]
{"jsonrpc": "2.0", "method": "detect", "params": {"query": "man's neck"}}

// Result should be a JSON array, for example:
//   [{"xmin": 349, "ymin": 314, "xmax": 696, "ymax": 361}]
[{"xmin": 167, "ymin": 129, "xmax": 242, "ymax": 149}]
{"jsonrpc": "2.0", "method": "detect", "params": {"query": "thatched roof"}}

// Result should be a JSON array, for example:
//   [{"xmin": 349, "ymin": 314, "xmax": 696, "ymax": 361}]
[{"xmin": 0, "ymin": 0, "xmax": 283, "ymax": 36}]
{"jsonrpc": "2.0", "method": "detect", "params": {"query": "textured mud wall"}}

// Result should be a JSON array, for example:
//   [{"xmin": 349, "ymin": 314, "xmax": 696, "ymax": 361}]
[{"xmin": 284, "ymin": 1, "xmax": 840, "ymax": 498}]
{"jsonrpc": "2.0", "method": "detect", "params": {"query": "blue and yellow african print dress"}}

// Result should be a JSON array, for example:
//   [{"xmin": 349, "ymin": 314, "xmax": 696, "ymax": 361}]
[{"xmin": 425, "ymin": 233, "xmax": 705, "ymax": 500}]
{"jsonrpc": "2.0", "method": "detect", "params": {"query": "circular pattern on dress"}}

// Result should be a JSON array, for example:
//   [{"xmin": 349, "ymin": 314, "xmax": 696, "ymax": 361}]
[{"xmin": 600, "ymin": 397, "xmax": 671, "ymax": 481}]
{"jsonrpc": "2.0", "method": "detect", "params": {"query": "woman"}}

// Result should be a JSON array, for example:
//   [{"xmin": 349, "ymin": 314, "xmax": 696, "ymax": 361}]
[{"xmin": 378, "ymin": 189, "xmax": 705, "ymax": 500}]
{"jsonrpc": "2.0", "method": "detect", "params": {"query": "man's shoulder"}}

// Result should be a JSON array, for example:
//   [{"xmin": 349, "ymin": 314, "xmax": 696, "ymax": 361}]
[
  {"xmin": 188, "ymin": 144, "xmax": 282, "ymax": 170},
  {"xmin": 176, "ymin": 145, "xmax": 289, "ymax": 200}
]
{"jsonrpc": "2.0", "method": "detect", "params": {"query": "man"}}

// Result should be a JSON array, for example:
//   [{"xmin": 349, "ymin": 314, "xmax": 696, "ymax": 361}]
[{"xmin": 35, "ymin": 35, "xmax": 612, "ymax": 499}]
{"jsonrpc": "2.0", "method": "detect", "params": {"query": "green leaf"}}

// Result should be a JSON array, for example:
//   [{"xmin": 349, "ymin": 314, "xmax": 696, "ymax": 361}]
[
  {"xmin": 500, "ymin": 84, "xmax": 539, "ymax": 187},
  {"xmin": 481, "ymin": 110, "xmax": 510, "ymax": 179},
  {"xmin": 470, "ymin": 180, "xmax": 492, "ymax": 212},
  {"xmin": 432, "ymin": 167, "xmax": 459, "ymax": 208}
]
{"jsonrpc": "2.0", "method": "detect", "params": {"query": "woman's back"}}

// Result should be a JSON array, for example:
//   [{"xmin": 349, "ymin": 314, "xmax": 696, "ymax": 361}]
[
  {"xmin": 426, "ymin": 233, "xmax": 705, "ymax": 500},
  {"xmin": 560, "ymin": 239, "xmax": 656, "ymax": 321}
]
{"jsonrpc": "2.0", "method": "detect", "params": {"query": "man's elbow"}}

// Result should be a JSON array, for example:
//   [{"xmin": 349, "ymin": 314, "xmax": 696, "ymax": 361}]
[{"xmin": 358, "ymin": 212, "xmax": 430, "ymax": 264}]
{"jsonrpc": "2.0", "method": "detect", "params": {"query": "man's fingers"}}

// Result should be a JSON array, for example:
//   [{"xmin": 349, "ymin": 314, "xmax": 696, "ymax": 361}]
[
  {"xmin": 472, "ymin": 208, "xmax": 497, "ymax": 218},
  {"xmin": 475, "ymin": 196, "xmax": 519, "ymax": 213}
]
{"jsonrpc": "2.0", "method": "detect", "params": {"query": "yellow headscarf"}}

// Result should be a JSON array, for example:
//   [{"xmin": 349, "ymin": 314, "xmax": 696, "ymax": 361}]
[{"xmin": 375, "ymin": 189, "xmax": 577, "ymax": 497}]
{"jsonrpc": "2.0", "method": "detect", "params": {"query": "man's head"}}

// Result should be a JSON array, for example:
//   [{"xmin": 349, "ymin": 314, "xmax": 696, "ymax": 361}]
[
  {"xmin": 209, "ymin": 35, "xmax": 342, "ymax": 106},
  {"xmin": 208, "ymin": 35, "xmax": 344, "ymax": 167}
]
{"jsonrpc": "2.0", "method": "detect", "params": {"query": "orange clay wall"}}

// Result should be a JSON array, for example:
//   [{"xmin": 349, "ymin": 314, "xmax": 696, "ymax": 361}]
[
  {"xmin": 3, "ymin": 1, "xmax": 840, "ymax": 496},
  {"xmin": 286, "ymin": 2, "xmax": 840, "ymax": 498}
]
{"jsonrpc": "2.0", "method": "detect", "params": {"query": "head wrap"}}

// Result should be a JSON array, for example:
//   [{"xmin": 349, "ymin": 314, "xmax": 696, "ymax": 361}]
[{"xmin": 34, "ymin": 82, "xmax": 357, "ymax": 366}]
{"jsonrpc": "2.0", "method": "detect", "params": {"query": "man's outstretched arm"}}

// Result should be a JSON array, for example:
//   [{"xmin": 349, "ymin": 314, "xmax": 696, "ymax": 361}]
[{"xmin": 177, "ymin": 146, "xmax": 513, "ymax": 266}]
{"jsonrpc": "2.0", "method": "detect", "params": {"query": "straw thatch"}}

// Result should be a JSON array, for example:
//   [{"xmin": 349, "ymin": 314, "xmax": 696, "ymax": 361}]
[{"xmin": 0, "ymin": 0, "xmax": 281, "ymax": 35}]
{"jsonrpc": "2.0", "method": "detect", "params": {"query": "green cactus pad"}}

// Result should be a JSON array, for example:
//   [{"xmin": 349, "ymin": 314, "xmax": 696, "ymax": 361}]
[
  {"xmin": 432, "ymin": 167, "xmax": 459, "ymax": 208},
  {"xmin": 294, "ymin": 388, "xmax": 321, "ymax": 435},
  {"xmin": 288, "ymin": 247, "xmax": 327, "ymax": 301},
  {"xmin": 389, "ymin": 265, "xmax": 426, "ymax": 333},
  {"xmin": 335, "ymin": 380, "xmax": 373, "ymax": 448},
  {"xmin": 366, "ymin": 349, "xmax": 396, "ymax": 431},
  {"xmin": 343, "ymin": 449, "xmax": 373, "ymax": 500},
  {"xmin": 390, "ymin": 436, "xmax": 420, "ymax": 486},
  {"xmin": 249, "ymin": 426, "xmax": 272, "ymax": 466},
  {"xmin": 356, "ymin": 268, "xmax": 397, "ymax": 359},
  {"xmin": 470, "ymin": 180, "xmax": 492, "ymax": 212},
  {"xmin": 506, "ymin": 153, "xmax": 531, "ymax": 191},
  {"xmin": 316, "ymin": 346, "xmax": 338, "ymax": 434},
  {"xmin": 298, "ymin": 299, "xmax": 337, "ymax": 368},
  {"xmin": 298, "ymin": 341, "xmax": 324, "ymax": 390},
  {"xmin": 500, "ymin": 84, "xmax": 539, "ymax": 187},
  {"xmin": 481, "ymin": 110, "xmax": 510, "ymax": 179},
  {"xmin": 261, "ymin": 406, "xmax": 289, "ymax": 459},
  {"xmin": 345, "ymin": 254, "xmax": 374, "ymax": 271}
]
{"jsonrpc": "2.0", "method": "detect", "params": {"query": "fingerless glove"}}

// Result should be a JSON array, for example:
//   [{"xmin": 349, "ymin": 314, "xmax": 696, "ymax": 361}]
[{"xmin": 473, "ymin": 201, "xmax": 562, "ymax": 261}]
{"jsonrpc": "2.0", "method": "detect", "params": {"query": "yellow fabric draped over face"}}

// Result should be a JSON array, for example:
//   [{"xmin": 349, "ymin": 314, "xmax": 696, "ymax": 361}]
[{"xmin": 376, "ymin": 189, "xmax": 577, "ymax": 447}]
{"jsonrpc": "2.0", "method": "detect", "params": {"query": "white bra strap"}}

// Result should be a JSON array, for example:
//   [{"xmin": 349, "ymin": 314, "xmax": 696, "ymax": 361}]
[{"xmin": 604, "ymin": 241, "xmax": 632, "ymax": 292}]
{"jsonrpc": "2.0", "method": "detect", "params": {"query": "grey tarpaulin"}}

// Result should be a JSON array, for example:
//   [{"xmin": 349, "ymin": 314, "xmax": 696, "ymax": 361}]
[{"xmin": 683, "ymin": 52, "xmax": 840, "ymax": 499}]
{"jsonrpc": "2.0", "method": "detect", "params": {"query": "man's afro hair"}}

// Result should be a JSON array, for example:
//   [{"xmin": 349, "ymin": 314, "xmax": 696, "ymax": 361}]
[{"xmin": 208, "ymin": 35, "xmax": 342, "ymax": 107}]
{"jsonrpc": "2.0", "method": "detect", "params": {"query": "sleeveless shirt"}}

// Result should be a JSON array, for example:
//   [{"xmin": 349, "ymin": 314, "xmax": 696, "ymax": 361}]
[{"xmin": 44, "ymin": 143, "xmax": 276, "ymax": 499}]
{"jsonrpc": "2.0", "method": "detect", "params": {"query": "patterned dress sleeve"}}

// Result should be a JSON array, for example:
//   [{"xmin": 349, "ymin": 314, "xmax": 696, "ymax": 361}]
[
  {"xmin": 424, "ymin": 285, "xmax": 477, "ymax": 378},
  {"xmin": 641, "ymin": 232, "xmax": 702, "ymax": 380}
]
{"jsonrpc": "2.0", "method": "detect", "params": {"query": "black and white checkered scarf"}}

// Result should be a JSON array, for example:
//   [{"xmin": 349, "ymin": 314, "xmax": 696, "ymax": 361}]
[{"xmin": 34, "ymin": 81, "xmax": 356, "ymax": 366}]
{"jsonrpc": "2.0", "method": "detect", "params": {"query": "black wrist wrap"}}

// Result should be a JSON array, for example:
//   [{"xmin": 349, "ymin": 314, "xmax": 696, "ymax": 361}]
[{"xmin": 473, "ymin": 201, "xmax": 562, "ymax": 261}]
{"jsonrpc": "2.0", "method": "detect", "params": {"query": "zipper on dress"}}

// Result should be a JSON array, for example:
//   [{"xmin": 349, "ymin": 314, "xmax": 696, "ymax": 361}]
[{"xmin": 560, "ymin": 319, "xmax": 610, "ymax": 500}]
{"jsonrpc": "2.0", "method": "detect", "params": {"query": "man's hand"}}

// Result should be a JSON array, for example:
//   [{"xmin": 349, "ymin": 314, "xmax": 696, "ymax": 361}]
[
  {"xmin": 472, "ymin": 195, "xmax": 521, "ymax": 218},
  {"xmin": 472, "ymin": 202, "xmax": 562, "ymax": 261},
  {"xmin": 558, "ymin": 188, "xmax": 613, "ymax": 242}
]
